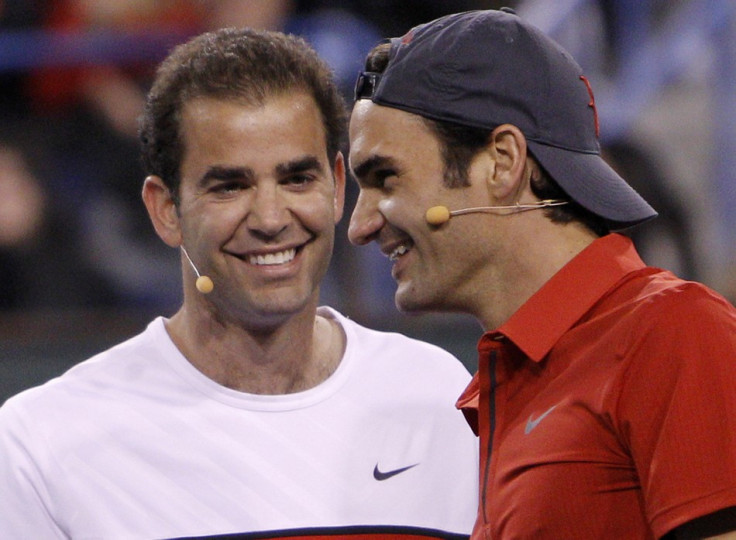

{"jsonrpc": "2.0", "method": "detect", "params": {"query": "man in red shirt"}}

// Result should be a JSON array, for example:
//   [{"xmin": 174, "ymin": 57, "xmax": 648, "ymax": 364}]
[{"xmin": 347, "ymin": 8, "xmax": 736, "ymax": 539}]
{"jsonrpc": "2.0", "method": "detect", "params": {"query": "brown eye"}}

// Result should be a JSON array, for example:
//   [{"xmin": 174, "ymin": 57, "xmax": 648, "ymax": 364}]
[
  {"xmin": 374, "ymin": 169, "xmax": 397, "ymax": 189},
  {"xmin": 285, "ymin": 174, "xmax": 312, "ymax": 186},
  {"xmin": 211, "ymin": 181, "xmax": 244, "ymax": 194}
]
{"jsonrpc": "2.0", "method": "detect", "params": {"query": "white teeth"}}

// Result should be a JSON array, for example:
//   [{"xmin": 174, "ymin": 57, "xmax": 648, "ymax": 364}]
[
  {"xmin": 249, "ymin": 248, "xmax": 296, "ymax": 266},
  {"xmin": 389, "ymin": 244, "xmax": 409, "ymax": 261}
]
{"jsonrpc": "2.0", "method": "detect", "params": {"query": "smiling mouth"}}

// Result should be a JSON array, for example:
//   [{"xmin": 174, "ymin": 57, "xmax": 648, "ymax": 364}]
[
  {"xmin": 248, "ymin": 247, "xmax": 297, "ymax": 266},
  {"xmin": 389, "ymin": 242, "xmax": 412, "ymax": 261}
]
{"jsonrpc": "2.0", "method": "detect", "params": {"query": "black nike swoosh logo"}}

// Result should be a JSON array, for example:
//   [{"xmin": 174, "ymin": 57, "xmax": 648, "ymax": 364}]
[{"xmin": 373, "ymin": 463, "xmax": 419, "ymax": 481}]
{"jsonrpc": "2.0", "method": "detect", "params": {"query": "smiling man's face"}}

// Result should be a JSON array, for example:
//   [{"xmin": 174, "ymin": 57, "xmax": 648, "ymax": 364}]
[
  {"xmin": 348, "ymin": 100, "xmax": 499, "ymax": 316},
  {"xmin": 174, "ymin": 92, "xmax": 345, "ymax": 326}
]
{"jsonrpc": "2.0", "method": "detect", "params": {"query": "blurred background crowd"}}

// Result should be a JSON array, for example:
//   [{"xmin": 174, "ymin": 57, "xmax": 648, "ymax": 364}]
[{"xmin": 1, "ymin": 0, "xmax": 735, "ymax": 400}]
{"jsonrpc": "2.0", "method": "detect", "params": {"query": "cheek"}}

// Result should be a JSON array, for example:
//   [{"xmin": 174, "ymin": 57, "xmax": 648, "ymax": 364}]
[
  {"xmin": 378, "ymin": 189, "xmax": 433, "ymax": 226},
  {"xmin": 181, "ymin": 201, "xmax": 241, "ymax": 245},
  {"xmin": 292, "ymin": 193, "xmax": 338, "ymax": 232},
  {"xmin": 378, "ymin": 188, "xmax": 421, "ymax": 217}
]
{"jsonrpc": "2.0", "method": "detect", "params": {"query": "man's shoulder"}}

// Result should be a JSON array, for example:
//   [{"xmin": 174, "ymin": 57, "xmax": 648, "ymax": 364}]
[
  {"xmin": 1, "ymin": 319, "xmax": 163, "ymax": 418},
  {"xmin": 585, "ymin": 259, "xmax": 732, "ymax": 320},
  {"xmin": 615, "ymin": 269, "xmax": 736, "ymax": 322},
  {"xmin": 585, "ymin": 269, "xmax": 736, "ymax": 369}
]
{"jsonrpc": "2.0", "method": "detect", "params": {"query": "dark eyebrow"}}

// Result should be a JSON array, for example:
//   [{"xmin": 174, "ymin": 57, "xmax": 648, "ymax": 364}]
[
  {"xmin": 351, "ymin": 154, "xmax": 394, "ymax": 181},
  {"xmin": 275, "ymin": 155, "xmax": 325, "ymax": 177},
  {"xmin": 197, "ymin": 156, "xmax": 324, "ymax": 187},
  {"xmin": 199, "ymin": 165, "xmax": 254, "ymax": 186}
]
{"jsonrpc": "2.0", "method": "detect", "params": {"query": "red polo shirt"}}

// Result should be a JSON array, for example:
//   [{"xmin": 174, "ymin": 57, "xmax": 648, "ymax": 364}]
[{"xmin": 457, "ymin": 233, "xmax": 736, "ymax": 539}]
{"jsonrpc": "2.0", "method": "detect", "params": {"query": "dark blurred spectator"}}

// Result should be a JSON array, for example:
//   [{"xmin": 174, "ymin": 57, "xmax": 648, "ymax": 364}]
[
  {"xmin": 295, "ymin": 0, "xmax": 509, "ymax": 38},
  {"xmin": 0, "ymin": 0, "xmax": 119, "ymax": 310},
  {"xmin": 0, "ymin": 0, "xmax": 203, "ymax": 315},
  {"xmin": 0, "ymin": 139, "xmax": 120, "ymax": 310}
]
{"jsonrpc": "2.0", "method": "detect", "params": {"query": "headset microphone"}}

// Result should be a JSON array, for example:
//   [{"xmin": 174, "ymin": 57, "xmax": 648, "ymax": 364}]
[
  {"xmin": 425, "ymin": 199, "xmax": 569, "ymax": 226},
  {"xmin": 180, "ymin": 246, "xmax": 214, "ymax": 294}
]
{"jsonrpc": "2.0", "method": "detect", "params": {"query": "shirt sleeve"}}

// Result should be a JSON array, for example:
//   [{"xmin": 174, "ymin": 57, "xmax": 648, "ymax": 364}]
[
  {"xmin": 615, "ymin": 283, "xmax": 736, "ymax": 538},
  {"xmin": 0, "ymin": 399, "xmax": 67, "ymax": 539}
]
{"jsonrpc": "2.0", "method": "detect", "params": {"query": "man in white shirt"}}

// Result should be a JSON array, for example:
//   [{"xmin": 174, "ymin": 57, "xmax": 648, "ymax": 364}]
[{"xmin": 0, "ymin": 27, "xmax": 478, "ymax": 539}]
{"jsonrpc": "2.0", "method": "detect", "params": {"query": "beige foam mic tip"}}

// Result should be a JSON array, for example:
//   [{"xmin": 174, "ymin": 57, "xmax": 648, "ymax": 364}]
[
  {"xmin": 195, "ymin": 275, "xmax": 214, "ymax": 294},
  {"xmin": 425, "ymin": 205, "xmax": 451, "ymax": 225}
]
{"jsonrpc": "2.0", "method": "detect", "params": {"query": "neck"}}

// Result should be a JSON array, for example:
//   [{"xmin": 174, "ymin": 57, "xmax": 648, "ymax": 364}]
[
  {"xmin": 476, "ymin": 220, "xmax": 598, "ymax": 331},
  {"xmin": 166, "ymin": 304, "xmax": 345, "ymax": 394}
]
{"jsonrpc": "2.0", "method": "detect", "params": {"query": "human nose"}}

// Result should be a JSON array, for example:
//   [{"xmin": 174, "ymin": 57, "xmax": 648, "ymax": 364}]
[
  {"xmin": 246, "ymin": 183, "xmax": 288, "ymax": 236},
  {"xmin": 348, "ymin": 189, "xmax": 385, "ymax": 245}
]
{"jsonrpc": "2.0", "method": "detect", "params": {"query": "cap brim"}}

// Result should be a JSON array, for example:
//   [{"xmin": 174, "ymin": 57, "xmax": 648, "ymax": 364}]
[{"xmin": 527, "ymin": 140, "xmax": 658, "ymax": 230}]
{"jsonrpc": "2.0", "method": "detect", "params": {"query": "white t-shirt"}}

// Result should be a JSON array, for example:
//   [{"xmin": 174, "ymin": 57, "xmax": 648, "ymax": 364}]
[{"xmin": 0, "ymin": 307, "xmax": 478, "ymax": 539}]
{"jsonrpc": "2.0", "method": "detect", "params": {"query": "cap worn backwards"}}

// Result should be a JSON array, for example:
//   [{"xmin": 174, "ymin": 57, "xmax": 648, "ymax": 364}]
[{"xmin": 355, "ymin": 8, "xmax": 657, "ymax": 230}]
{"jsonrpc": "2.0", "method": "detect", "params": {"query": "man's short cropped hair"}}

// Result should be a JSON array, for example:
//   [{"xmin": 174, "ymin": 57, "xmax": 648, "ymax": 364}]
[{"xmin": 140, "ymin": 27, "xmax": 347, "ymax": 202}]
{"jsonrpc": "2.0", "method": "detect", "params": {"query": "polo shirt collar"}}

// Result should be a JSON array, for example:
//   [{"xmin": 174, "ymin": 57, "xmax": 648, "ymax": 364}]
[{"xmin": 489, "ymin": 233, "xmax": 646, "ymax": 362}]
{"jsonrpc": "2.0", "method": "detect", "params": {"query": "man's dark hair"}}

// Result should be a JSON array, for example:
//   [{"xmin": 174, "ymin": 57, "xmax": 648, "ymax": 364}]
[
  {"xmin": 140, "ymin": 27, "xmax": 347, "ymax": 203},
  {"xmin": 362, "ymin": 42, "xmax": 609, "ymax": 236}
]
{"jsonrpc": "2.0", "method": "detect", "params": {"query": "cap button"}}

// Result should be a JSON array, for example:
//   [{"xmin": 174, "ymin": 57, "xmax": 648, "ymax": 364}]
[{"xmin": 499, "ymin": 7, "xmax": 517, "ymax": 15}]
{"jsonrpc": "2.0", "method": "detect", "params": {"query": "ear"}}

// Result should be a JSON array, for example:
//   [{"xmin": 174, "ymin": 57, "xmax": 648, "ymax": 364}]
[
  {"xmin": 487, "ymin": 123, "xmax": 528, "ymax": 201},
  {"xmin": 332, "ymin": 151, "xmax": 346, "ymax": 223},
  {"xmin": 141, "ymin": 175, "xmax": 182, "ymax": 248}
]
